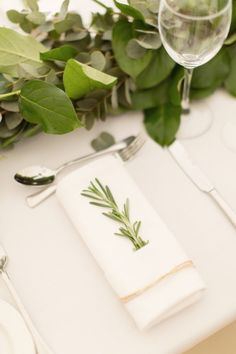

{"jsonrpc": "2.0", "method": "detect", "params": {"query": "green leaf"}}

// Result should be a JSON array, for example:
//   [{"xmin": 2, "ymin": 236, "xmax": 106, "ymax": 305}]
[
  {"xmin": 230, "ymin": 0, "xmax": 236, "ymax": 34},
  {"xmin": 113, "ymin": 0, "xmax": 144, "ymax": 20},
  {"xmin": 190, "ymin": 86, "xmax": 218, "ymax": 100},
  {"xmin": 19, "ymin": 80, "xmax": 82, "ymax": 134},
  {"xmin": 0, "ymin": 101, "xmax": 19, "ymax": 112},
  {"xmin": 54, "ymin": 13, "xmax": 83, "ymax": 34},
  {"xmin": 112, "ymin": 20, "xmax": 152, "ymax": 78},
  {"xmin": 59, "ymin": 0, "xmax": 70, "ymax": 20},
  {"xmin": 225, "ymin": 33, "xmax": 236, "ymax": 45},
  {"xmin": 24, "ymin": 0, "xmax": 39, "ymax": 11},
  {"xmin": 40, "ymin": 45, "xmax": 78, "ymax": 62},
  {"xmin": 0, "ymin": 28, "xmax": 46, "ymax": 76},
  {"xmin": 5, "ymin": 112, "xmax": 23, "ymax": 130},
  {"xmin": 91, "ymin": 132, "xmax": 115, "ymax": 152},
  {"xmin": 225, "ymin": 44, "xmax": 236, "ymax": 96},
  {"xmin": 144, "ymin": 103, "xmax": 181, "ymax": 146},
  {"xmin": 63, "ymin": 59, "xmax": 117, "ymax": 99},
  {"xmin": 7, "ymin": 10, "xmax": 25, "ymax": 24},
  {"xmin": 132, "ymin": 80, "xmax": 169, "ymax": 110},
  {"xmin": 26, "ymin": 11, "xmax": 46, "ymax": 25},
  {"xmin": 136, "ymin": 46, "xmax": 175, "ymax": 89},
  {"xmin": 192, "ymin": 49, "xmax": 230, "ymax": 89}
]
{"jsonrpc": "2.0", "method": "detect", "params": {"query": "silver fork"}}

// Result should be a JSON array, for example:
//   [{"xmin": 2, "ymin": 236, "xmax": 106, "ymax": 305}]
[{"xmin": 26, "ymin": 134, "xmax": 146, "ymax": 208}]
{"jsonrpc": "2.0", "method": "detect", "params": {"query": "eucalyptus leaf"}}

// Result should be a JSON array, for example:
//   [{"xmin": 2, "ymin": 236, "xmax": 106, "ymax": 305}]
[
  {"xmin": 40, "ymin": 45, "xmax": 78, "ymax": 62},
  {"xmin": 19, "ymin": 80, "xmax": 82, "ymax": 134},
  {"xmin": 59, "ymin": 0, "xmax": 70, "ymax": 20},
  {"xmin": 5, "ymin": 112, "xmax": 23, "ymax": 130},
  {"xmin": 7, "ymin": 10, "xmax": 25, "ymax": 24},
  {"xmin": 54, "ymin": 13, "xmax": 83, "ymax": 34},
  {"xmin": 24, "ymin": 0, "xmax": 39, "ymax": 12},
  {"xmin": 91, "ymin": 51, "xmax": 106, "ymax": 71},
  {"xmin": 63, "ymin": 59, "xmax": 117, "ymax": 99},
  {"xmin": 126, "ymin": 39, "xmax": 147, "ymax": 59},
  {"xmin": 112, "ymin": 20, "xmax": 152, "ymax": 78},
  {"xmin": 144, "ymin": 103, "xmax": 181, "ymax": 146},
  {"xmin": 76, "ymin": 98, "xmax": 98, "ymax": 111},
  {"xmin": 0, "ymin": 121, "xmax": 19, "ymax": 138},
  {"xmin": 83, "ymin": 112, "xmax": 96, "ymax": 130},
  {"xmin": 26, "ymin": 11, "xmax": 46, "ymax": 25},
  {"xmin": 91, "ymin": 132, "xmax": 115, "ymax": 151},
  {"xmin": 0, "ymin": 101, "xmax": 19, "ymax": 112},
  {"xmin": 64, "ymin": 31, "xmax": 88, "ymax": 41},
  {"xmin": 17, "ymin": 63, "xmax": 43, "ymax": 79}
]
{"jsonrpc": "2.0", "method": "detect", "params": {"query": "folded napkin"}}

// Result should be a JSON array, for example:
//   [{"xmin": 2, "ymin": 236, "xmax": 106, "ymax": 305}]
[{"xmin": 56, "ymin": 155, "xmax": 205, "ymax": 330}]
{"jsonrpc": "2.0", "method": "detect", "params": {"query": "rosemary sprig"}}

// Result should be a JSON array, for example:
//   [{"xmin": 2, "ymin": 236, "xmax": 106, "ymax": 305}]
[{"xmin": 81, "ymin": 178, "xmax": 149, "ymax": 251}]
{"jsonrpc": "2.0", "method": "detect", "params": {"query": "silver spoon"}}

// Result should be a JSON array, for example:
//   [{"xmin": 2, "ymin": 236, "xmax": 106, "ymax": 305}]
[
  {"xmin": 14, "ymin": 136, "xmax": 135, "ymax": 187},
  {"xmin": 0, "ymin": 244, "xmax": 54, "ymax": 354}
]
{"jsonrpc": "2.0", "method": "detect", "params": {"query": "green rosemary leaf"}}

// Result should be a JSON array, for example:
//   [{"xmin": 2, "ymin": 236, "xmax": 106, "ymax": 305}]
[
  {"xmin": 80, "ymin": 193, "xmax": 102, "ymax": 201},
  {"xmin": 89, "ymin": 201, "xmax": 110, "ymax": 208},
  {"xmin": 82, "ymin": 179, "xmax": 148, "ymax": 251},
  {"xmin": 95, "ymin": 178, "xmax": 107, "ymax": 196},
  {"xmin": 105, "ymin": 185, "xmax": 117, "ymax": 206},
  {"xmin": 103, "ymin": 212, "xmax": 121, "ymax": 222},
  {"xmin": 123, "ymin": 198, "xmax": 129, "ymax": 219}
]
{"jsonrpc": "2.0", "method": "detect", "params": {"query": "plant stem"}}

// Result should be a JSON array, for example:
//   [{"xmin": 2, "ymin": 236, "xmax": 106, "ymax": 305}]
[
  {"xmin": 82, "ymin": 179, "xmax": 149, "ymax": 251},
  {"xmin": 181, "ymin": 68, "xmax": 193, "ymax": 114},
  {"xmin": 0, "ymin": 90, "xmax": 21, "ymax": 100},
  {"xmin": 93, "ymin": 0, "xmax": 111, "ymax": 10}
]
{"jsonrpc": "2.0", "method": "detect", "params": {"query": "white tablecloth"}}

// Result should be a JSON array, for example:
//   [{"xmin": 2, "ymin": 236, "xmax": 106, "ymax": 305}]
[{"xmin": 1, "ymin": 1, "xmax": 236, "ymax": 354}]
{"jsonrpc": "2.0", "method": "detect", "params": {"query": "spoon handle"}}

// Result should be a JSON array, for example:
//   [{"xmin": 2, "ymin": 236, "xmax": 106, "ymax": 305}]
[
  {"xmin": 1, "ymin": 270, "xmax": 54, "ymax": 354},
  {"xmin": 26, "ymin": 143, "xmax": 127, "ymax": 208},
  {"xmin": 27, "ymin": 185, "xmax": 57, "ymax": 208}
]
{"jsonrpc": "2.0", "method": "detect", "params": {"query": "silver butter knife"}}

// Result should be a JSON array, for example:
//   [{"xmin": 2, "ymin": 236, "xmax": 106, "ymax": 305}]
[{"xmin": 169, "ymin": 140, "xmax": 236, "ymax": 228}]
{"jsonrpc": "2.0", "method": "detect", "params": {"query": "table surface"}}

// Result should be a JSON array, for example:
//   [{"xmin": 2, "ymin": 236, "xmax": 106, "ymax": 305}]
[{"xmin": 1, "ymin": 1, "xmax": 236, "ymax": 354}]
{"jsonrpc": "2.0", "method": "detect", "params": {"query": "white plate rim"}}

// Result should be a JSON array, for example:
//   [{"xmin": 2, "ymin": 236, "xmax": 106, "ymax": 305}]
[{"xmin": 0, "ymin": 299, "xmax": 35, "ymax": 354}]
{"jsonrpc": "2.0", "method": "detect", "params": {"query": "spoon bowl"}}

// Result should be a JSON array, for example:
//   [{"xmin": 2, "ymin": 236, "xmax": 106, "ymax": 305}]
[{"xmin": 14, "ymin": 166, "xmax": 56, "ymax": 186}]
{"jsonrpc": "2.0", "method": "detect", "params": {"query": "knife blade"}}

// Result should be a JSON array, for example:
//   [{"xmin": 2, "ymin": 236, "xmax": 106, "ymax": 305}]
[
  {"xmin": 168, "ymin": 140, "xmax": 236, "ymax": 228},
  {"xmin": 168, "ymin": 140, "xmax": 213, "ymax": 192}
]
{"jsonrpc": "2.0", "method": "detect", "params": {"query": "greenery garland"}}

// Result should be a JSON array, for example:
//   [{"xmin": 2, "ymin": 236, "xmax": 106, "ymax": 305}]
[{"xmin": 0, "ymin": 0, "xmax": 236, "ymax": 149}]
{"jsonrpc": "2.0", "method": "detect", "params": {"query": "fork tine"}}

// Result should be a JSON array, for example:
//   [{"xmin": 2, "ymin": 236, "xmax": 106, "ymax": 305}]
[{"xmin": 119, "ymin": 133, "xmax": 146, "ymax": 161}]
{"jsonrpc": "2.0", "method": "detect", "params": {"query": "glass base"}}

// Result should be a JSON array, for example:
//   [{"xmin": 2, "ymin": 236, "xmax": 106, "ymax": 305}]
[
  {"xmin": 222, "ymin": 121, "xmax": 236, "ymax": 153},
  {"xmin": 177, "ymin": 101, "xmax": 213, "ymax": 139}
]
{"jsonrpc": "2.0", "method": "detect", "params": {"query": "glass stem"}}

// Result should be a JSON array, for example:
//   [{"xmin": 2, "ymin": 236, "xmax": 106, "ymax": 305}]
[{"xmin": 181, "ymin": 68, "xmax": 193, "ymax": 114}]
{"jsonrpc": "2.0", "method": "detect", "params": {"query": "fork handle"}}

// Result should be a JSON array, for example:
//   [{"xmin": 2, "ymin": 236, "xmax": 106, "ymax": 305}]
[
  {"xmin": 27, "ymin": 185, "xmax": 57, "ymax": 208},
  {"xmin": 26, "ymin": 146, "xmax": 124, "ymax": 208},
  {"xmin": 1, "ymin": 271, "xmax": 54, "ymax": 354}
]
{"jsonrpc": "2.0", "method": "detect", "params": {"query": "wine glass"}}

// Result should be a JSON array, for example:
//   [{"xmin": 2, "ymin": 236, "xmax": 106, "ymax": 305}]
[{"xmin": 158, "ymin": 0, "xmax": 232, "ymax": 139}]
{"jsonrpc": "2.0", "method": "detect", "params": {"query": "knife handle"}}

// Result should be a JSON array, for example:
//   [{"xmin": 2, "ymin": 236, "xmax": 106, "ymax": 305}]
[{"xmin": 209, "ymin": 189, "xmax": 236, "ymax": 228}]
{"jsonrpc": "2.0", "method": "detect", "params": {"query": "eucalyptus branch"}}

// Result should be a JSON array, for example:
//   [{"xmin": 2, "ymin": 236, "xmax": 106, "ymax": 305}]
[{"xmin": 81, "ymin": 178, "xmax": 149, "ymax": 251}]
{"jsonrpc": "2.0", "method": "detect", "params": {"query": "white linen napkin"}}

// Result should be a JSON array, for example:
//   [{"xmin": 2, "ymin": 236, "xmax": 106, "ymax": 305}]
[{"xmin": 56, "ymin": 155, "xmax": 205, "ymax": 330}]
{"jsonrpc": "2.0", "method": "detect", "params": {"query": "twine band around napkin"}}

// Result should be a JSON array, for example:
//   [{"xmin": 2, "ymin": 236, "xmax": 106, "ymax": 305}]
[{"xmin": 120, "ymin": 260, "xmax": 194, "ymax": 303}]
